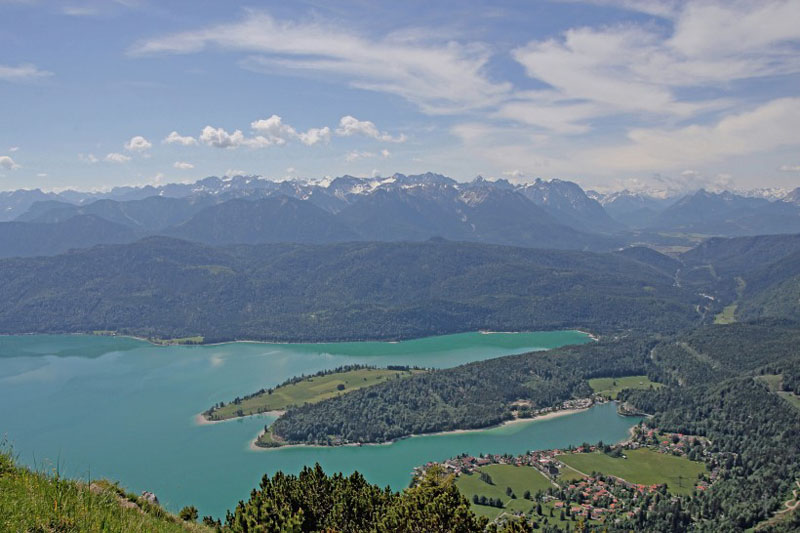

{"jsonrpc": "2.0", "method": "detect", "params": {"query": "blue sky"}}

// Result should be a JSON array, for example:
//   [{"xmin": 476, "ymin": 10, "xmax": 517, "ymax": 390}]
[{"xmin": 1, "ymin": 0, "xmax": 799, "ymax": 194}]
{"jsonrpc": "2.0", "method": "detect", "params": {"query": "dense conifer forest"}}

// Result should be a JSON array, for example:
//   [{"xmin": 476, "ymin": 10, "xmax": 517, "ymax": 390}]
[{"xmin": 0, "ymin": 238, "xmax": 699, "ymax": 342}]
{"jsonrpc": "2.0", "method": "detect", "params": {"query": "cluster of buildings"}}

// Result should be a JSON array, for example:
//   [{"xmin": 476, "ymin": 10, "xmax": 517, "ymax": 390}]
[
  {"xmin": 549, "ymin": 474, "xmax": 667, "ymax": 521},
  {"xmin": 414, "ymin": 448, "xmax": 563, "ymax": 481},
  {"xmin": 415, "ymin": 421, "xmax": 722, "ymax": 526},
  {"xmin": 513, "ymin": 397, "xmax": 595, "ymax": 419}
]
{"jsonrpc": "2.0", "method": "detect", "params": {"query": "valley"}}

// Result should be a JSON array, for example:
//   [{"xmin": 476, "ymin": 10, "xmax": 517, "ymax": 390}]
[{"xmin": 5, "ymin": 1, "xmax": 800, "ymax": 529}]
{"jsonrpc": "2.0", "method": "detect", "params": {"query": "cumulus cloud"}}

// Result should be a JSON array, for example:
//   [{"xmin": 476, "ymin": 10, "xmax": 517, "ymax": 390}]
[
  {"xmin": 779, "ymin": 164, "xmax": 800, "ymax": 172},
  {"xmin": 105, "ymin": 152, "xmax": 131, "ymax": 163},
  {"xmin": 336, "ymin": 116, "xmax": 406, "ymax": 142},
  {"xmin": 224, "ymin": 169, "xmax": 247, "ymax": 177},
  {"xmin": 173, "ymin": 161, "xmax": 194, "ymax": 169},
  {"xmin": 250, "ymin": 115, "xmax": 294, "ymax": 145},
  {"xmin": 198, "ymin": 116, "xmax": 330, "ymax": 149},
  {"xmin": 0, "ymin": 156, "xmax": 20, "ymax": 170},
  {"xmin": 345, "ymin": 150, "xmax": 375, "ymax": 162},
  {"xmin": 124, "ymin": 135, "xmax": 152, "ymax": 152},
  {"xmin": 79, "ymin": 153, "xmax": 99, "ymax": 164},
  {"xmin": 9, "ymin": 146, "xmax": 19, "ymax": 152},
  {"xmin": 199, "ymin": 126, "xmax": 246, "ymax": 148},
  {"xmin": 297, "ymin": 126, "xmax": 331, "ymax": 146},
  {"xmin": 0, "ymin": 63, "xmax": 53, "ymax": 82},
  {"xmin": 163, "ymin": 131, "xmax": 197, "ymax": 145},
  {"xmin": 128, "ymin": 11, "xmax": 510, "ymax": 114},
  {"xmin": 380, "ymin": 149, "xmax": 391, "ymax": 158},
  {"xmin": 251, "ymin": 115, "xmax": 332, "ymax": 146}
]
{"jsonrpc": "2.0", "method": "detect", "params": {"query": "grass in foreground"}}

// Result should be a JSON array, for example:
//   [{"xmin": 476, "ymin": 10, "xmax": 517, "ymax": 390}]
[
  {"xmin": 559, "ymin": 448, "xmax": 706, "ymax": 496},
  {"xmin": 0, "ymin": 449, "xmax": 210, "ymax": 533},
  {"xmin": 588, "ymin": 375, "xmax": 662, "ymax": 399},
  {"xmin": 208, "ymin": 367, "xmax": 424, "ymax": 421}
]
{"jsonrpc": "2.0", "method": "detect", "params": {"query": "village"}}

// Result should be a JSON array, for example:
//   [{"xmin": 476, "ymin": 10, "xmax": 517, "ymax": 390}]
[{"xmin": 414, "ymin": 420, "xmax": 720, "ymax": 527}]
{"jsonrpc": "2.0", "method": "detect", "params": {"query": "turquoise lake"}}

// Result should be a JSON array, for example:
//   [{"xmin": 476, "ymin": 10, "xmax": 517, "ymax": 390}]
[{"xmin": 0, "ymin": 331, "xmax": 641, "ymax": 518}]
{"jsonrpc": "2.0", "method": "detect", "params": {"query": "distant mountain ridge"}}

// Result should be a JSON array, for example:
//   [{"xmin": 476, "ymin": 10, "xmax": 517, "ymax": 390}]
[
  {"xmin": 3, "ymin": 174, "xmax": 800, "ymax": 259},
  {"xmin": 0, "ymin": 173, "xmax": 623, "ymax": 256}
]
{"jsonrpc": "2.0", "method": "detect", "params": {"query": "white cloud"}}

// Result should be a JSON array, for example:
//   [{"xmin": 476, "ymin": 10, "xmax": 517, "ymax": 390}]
[
  {"xmin": 779, "ymin": 164, "xmax": 800, "ymax": 172},
  {"xmin": 0, "ymin": 156, "xmax": 20, "ymax": 170},
  {"xmin": 129, "ymin": 11, "xmax": 510, "ymax": 114},
  {"xmin": 9, "ymin": 146, "xmax": 19, "ymax": 152},
  {"xmin": 199, "ymin": 126, "xmax": 246, "ymax": 148},
  {"xmin": 345, "ymin": 150, "xmax": 375, "ymax": 162},
  {"xmin": 297, "ymin": 126, "xmax": 331, "ymax": 146},
  {"xmin": 556, "ymin": 0, "xmax": 679, "ymax": 18},
  {"xmin": 0, "ymin": 63, "xmax": 52, "ymax": 82},
  {"xmin": 380, "ymin": 149, "xmax": 391, "ymax": 158},
  {"xmin": 199, "ymin": 117, "xmax": 330, "ymax": 149},
  {"xmin": 105, "ymin": 152, "xmax": 131, "ymax": 163},
  {"xmin": 251, "ymin": 115, "xmax": 331, "ymax": 146},
  {"xmin": 163, "ymin": 131, "xmax": 197, "ymax": 145},
  {"xmin": 36, "ymin": 172, "xmax": 47, "ymax": 177},
  {"xmin": 583, "ymin": 98, "xmax": 800, "ymax": 171},
  {"xmin": 124, "ymin": 135, "xmax": 152, "ymax": 152},
  {"xmin": 62, "ymin": 6, "xmax": 99, "ymax": 16},
  {"xmin": 336, "ymin": 116, "xmax": 406, "ymax": 142},
  {"xmin": 173, "ymin": 161, "xmax": 194, "ymax": 170},
  {"xmin": 224, "ymin": 169, "xmax": 247, "ymax": 177},
  {"xmin": 250, "ymin": 115, "xmax": 291, "ymax": 145},
  {"xmin": 79, "ymin": 153, "xmax": 99, "ymax": 164},
  {"xmin": 508, "ymin": 1, "xmax": 800, "ymax": 133}
]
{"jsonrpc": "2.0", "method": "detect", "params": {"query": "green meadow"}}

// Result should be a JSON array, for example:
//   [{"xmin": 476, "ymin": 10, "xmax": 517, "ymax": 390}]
[
  {"xmin": 588, "ymin": 375, "xmax": 662, "ymax": 399},
  {"xmin": 208, "ymin": 367, "xmax": 424, "ymax": 421},
  {"xmin": 456, "ymin": 464, "xmax": 581, "ymax": 527},
  {"xmin": 559, "ymin": 448, "xmax": 706, "ymax": 496}
]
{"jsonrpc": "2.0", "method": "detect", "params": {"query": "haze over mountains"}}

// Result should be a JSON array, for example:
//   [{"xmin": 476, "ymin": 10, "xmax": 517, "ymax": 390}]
[{"xmin": 2, "ymin": 172, "xmax": 800, "ymax": 258}]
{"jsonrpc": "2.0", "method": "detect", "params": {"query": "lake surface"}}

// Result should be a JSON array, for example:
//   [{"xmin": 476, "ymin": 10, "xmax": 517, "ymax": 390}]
[{"xmin": 0, "ymin": 331, "xmax": 641, "ymax": 518}]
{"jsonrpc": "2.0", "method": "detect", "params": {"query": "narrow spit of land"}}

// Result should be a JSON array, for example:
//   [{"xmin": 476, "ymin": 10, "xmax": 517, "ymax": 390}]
[{"xmin": 201, "ymin": 366, "xmax": 425, "ymax": 422}]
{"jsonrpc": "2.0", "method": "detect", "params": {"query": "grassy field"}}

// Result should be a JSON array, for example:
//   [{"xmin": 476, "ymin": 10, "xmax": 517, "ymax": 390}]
[
  {"xmin": 208, "ymin": 367, "xmax": 424, "ymax": 421},
  {"xmin": 559, "ymin": 448, "xmax": 706, "ymax": 496},
  {"xmin": 588, "ymin": 375, "xmax": 663, "ymax": 399},
  {"xmin": 455, "ymin": 464, "xmax": 573, "ymax": 525},
  {"xmin": 714, "ymin": 304, "xmax": 738, "ymax": 324},
  {"xmin": 758, "ymin": 374, "xmax": 800, "ymax": 411},
  {"xmin": 0, "ymin": 449, "xmax": 210, "ymax": 533}
]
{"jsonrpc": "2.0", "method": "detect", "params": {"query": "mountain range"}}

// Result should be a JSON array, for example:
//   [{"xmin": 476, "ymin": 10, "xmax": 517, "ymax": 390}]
[{"xmin": 2, "ymin": 173, "xmax": 800, "ymax": 258}]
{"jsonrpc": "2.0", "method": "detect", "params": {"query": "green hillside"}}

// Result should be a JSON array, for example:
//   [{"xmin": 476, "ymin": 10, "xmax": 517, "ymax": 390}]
[
  {"xmin": 0, "ymin": 450, "xmax": 211, "ymax": 533},
  {"xmin": 0, "ymin": 237, "xmax": 699, "ymax": 343}
]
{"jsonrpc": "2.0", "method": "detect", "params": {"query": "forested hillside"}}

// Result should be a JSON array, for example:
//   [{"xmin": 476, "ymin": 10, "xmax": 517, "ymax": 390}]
[
  {"xmin": 264, "ymin": 321, "xmax": 799, "ymax": 446},
  {"xmin": 0, "ymin": 237, "xmax": 699, "ymax": 342},
  {"xmin": 678, "ymin": 234, "xmax": 800, "ymax": 322},
  {"xmin": 267, "ymin": 337, "xmax": 656, "ymax": 445},
  {"xmin": 258, "ymin": 321, "xmax": 800, "ymax": 530}
]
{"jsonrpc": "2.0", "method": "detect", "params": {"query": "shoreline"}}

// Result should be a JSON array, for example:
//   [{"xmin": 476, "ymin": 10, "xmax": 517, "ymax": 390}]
[
  {"xmin": 195, "ymin": 410, "xmax": 284, "ymax": 426},
  {"xmin": 248, "ymin": 406, "xmax": 591, "ymax": 452},
  {"xmin": 0, "ymin": 328, "xmax": 593, "ymax": 349},
  {"xmin": 575, "ymin": 329, "xmax": 600, "ymax": 341}
]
